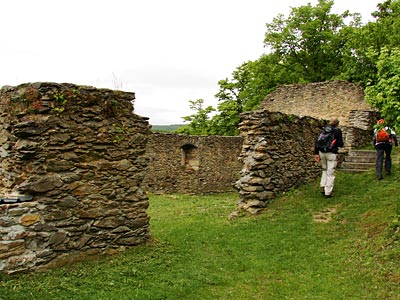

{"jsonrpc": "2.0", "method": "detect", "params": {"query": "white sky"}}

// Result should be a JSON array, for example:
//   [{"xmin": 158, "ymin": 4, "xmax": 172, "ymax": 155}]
[{"xmin": 0, "ymin": 0, "xmax": 381, "ymax": 125}]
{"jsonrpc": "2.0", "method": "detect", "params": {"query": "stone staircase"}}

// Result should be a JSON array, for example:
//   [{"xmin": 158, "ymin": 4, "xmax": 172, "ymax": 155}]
[{"xmin": 340, "ymin": 149, "xmax": 376, "ymax": 173}]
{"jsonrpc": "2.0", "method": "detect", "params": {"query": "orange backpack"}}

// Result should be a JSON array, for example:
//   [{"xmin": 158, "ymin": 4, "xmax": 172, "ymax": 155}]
[{"xmin": 376, "ymin": 128, "xmax": 390, "ymax": 143}]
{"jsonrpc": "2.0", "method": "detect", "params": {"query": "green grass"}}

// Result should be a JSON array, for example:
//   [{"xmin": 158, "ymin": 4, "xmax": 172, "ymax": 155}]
[{"xmin": 1, "ymin": 159, "xmax": 400, "ymax": 299}]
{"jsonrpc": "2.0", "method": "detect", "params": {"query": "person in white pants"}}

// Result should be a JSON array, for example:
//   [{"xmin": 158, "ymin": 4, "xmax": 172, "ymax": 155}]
[
  {"xmin": 318, "ymin": 152, "xmax": 337, "ymax": 197},
  {"xmin": 314, "ymin": 118, "xmax": 344, "ymax": 198}
]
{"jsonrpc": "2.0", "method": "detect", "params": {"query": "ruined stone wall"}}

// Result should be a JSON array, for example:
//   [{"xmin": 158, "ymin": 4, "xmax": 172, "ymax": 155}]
[
  {"xmin": 234, "ymin": 110, "xmax": 324, "ymax": 215},
  {"xmin": 260, "ymin": 81, "xmax": 374, "ymax": 127},
  {"xmin": 143, "ymin": 133, "xmax": 243, "ymax": 194},
  {"xmin": 260, "ymin": 80, "xmax": 377, "ymax": 150},
  {"xmin": 0, "ymin": 82, "xmax": 151, "ymax": 273},
  {"xmin": 344, "ymin": 110, "xmax": 379, "ymax": 149}
]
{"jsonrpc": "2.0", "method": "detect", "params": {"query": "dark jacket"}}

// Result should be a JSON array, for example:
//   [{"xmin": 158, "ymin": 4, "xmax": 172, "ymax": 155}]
[{"xmin": 314, "ymin": 125, "xmax": 344, "ymax": 155}]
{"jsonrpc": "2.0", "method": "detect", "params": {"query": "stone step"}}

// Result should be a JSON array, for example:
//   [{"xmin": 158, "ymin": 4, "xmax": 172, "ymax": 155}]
[
  {"xmin": 340, "ymin": 168, "xmax": 373, "ymax": 174},
  {"xmin": 347, "ymin": 149, "xmax": 376, "ymax": 158},
  {"xmin": 341, "ymin": 162, "xmax": 375, "ymax": 170},
  {"xmin": 344, "ymin": 155, "xmax": 375, "ymax": 163},
  {"xmin": 340, "ymin": 149, "xmax": 376, "ymax": 173}
]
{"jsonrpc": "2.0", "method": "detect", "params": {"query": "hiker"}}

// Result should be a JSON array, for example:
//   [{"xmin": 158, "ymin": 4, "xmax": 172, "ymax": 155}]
[
  {"xmin": 314, "ymin": 118, "xmax": 344, "ymax": 198},
  {"xmin": 373, "ymin": 119, "xmax": 398, "ymax": 180}
]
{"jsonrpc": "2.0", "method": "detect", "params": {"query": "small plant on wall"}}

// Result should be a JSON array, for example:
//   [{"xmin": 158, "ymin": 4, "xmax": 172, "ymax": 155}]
[
  {"xmin": 51, "ymin": 92, "xmax": 68, "ymax": 114},
  {"xmin": 112, "ymin": 124, "xmax": 127, "ymax": 143}
]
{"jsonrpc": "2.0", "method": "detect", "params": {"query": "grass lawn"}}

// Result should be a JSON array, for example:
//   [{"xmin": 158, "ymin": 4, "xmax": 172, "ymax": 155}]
[{"xmin": 1, "ymin": 154, "xmax": 399, "ymax": 299}]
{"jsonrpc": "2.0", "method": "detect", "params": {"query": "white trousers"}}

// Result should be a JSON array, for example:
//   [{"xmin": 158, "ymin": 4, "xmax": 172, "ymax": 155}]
[{"xmin": 319, "ymin": 152, "xmax": 338, "ymax": 195}]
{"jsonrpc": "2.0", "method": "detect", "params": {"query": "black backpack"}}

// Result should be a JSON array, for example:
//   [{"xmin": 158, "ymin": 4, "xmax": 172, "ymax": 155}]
[{"xmin": 316, "ymin": 125, "xmax": 336, "ymax": 153}]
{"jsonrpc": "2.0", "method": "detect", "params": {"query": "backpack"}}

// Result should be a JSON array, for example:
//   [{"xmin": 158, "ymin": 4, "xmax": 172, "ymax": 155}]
[
  {"xmin": 376, "ymin": 128, "xmax": 390, "ymax": 143},
  {"xmin": 316, "ymin": 125, "xmax": 336, "ymax": 152}
]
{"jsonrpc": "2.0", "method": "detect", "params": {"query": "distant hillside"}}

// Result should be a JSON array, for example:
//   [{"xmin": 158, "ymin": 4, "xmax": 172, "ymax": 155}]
[{"xmin": 151, "ymin": 124, "xmax": 184, "ymax": 133}]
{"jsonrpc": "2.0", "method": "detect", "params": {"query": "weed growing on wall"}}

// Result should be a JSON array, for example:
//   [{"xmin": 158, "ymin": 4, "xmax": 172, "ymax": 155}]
[
  {"xmin": 112, "ymin": 124, "xmax": 127, "ymax": 143},
  {"xmin": 51, "ymin": 92, "xmax": 67, "ymax": 114}
]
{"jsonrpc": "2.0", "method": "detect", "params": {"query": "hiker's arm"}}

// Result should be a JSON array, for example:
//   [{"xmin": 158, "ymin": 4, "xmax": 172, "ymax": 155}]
[
  {"xmin": 314, "ymin": 140, "xmax": 320, "ymax": 162},
  {"xmin": 393, "ymin": 134, "xmax": 398, "ymax": 147},
  {"xmin": 335, "ymin": 129, "xmax": 344, "ymax": 148}
]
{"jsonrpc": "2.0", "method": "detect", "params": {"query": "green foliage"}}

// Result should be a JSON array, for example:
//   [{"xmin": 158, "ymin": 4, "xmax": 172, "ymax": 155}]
[
  {"xmin": 51, "ymin": 92, "xmax": 67, "ymax": 114},
  {"xmin": 365, "ymin": 47, "xmax": 400, "ymax": 131},
  {"xmin": 208, "ymin": 54, "xmax": 297, "ymax": 136},
  {"xmin": 239, "ymin": 54, "xmax": 299, "ymax": 110},
  {"xmin": 53, "ymin": 92, "xmax": 65, "ymax": 103},
  {"xmin": 208, "ymin": 108, "xmax": 240, "ymax": 136},
  {"xmin": 341, "ymin": 0, "xmax": 400, "ymax": 87},
  {"xmin": 176, "ymin": 99, "xmax": 215, "ymax": 135},
  {"xmin": 112, "ymin": 124, "xmax": 127, "ymax": 143},
  {"xmin": 264, "ymin": 0, "xmax": 358, "ymax": 82},
  {"xmin": 337, "ymin": 21, "xmax": 377, "ymax": 86},
  {"xmin": 179, "ymin": 0, "xmax": 400, "ymax": 136},
  {"xmin": 151, "ymin": 124, "xmax": 183, "ymax": 133},
  {"xmin": 197, "ymin": 0, "xmax": 361, "ymax": 136},
  {"xmin": 371, "ymin": 0, "xmax": 400, "ymax": 48}
]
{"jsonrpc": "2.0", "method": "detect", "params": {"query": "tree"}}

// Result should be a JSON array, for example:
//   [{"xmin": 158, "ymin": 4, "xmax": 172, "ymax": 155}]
[
  {"xmin": 176, "ymin": 99, "xmax": 215, "ymax": 135},
  {"xmin": 178, "ymin": 0, "xmax": 386, "ymax": 136},
  {"xmin": 341, "ymin": 0, "xmax": 400, "ymax": 87},
  {"xmin": 371, "ymin": 0, "xmax": 400, "ymax": 48},
  {"xmin": 209, "ymin": 54, "xmax": 298, "ymax": 136},
  {"xmin": 210, "ymin": 63, "xmax": 250, "ymax": 136},
  {"xmin": 365, "ymin": 47, "xmax": 400, "ymax": 131},
  {"xmin": 264, "ymin": 0, "xmax": 359, "ymax": 82},
  {"xmin": 339, "ymin": 22, "xmax": 379, "ymax": 87}
]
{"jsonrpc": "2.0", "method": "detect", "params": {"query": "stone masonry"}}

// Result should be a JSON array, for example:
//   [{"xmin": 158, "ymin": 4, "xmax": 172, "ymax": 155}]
[
  {"xmin": 260, "ymin": 80, "xmax": 374, "ymax": 127},
  {"xmin": 0, "ymin": 79, "xmax": 381, "ymax": 271},
  {"xmin": 234, "ymin": 111, "xmax": 325, "ymax": 215},
  {"xmin": 0, "ymin": 82, "xmax": 151, "ymax": 273},
  {"xmin": 143, "ymin": 133, "xmax": 243, "ymax": 194},
  {"xmin": 234, "ymin": 80, "xmax": 379, "ymax": 215}
]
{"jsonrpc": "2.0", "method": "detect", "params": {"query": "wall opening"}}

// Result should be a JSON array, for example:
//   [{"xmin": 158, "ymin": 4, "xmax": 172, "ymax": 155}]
[{"xmin": 181, "ymin": 144, "xmax": 199, "ymax": 171}]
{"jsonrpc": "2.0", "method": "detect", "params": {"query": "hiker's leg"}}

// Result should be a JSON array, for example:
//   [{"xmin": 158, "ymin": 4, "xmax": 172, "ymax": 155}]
[
  {"xmin": 319, "ymin": 152, "xmax": 328, "ymax": 189},
  {"xmin": 384, "ymin": 144, "xmax": 392, "ymax": 174},
  {"xmin": 324, "ymin": 153, "xmax": 337, "ymax": 195},
  {"xmin": 376, "ymin": 147, "xmax": 384, "ymax": 178}
]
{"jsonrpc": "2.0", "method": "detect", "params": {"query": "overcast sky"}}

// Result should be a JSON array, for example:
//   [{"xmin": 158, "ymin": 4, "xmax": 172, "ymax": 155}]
[{"xmin": 0, "ymin": 0, "xmax": 381, "ymax": 125}]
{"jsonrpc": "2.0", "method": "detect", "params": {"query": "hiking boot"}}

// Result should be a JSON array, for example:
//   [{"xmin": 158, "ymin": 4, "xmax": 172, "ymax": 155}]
[
  {"xmin": 377, "ymin": 175, "xmax": 383, "ymax": 180},
  {"xmin": 324, "ymin": 193, "xmax": 333, "ymax": 198},
  {"xmin": 385, "ymin": 170, "xmax": 391, "ymax": 175},
  {"xmin": 320, "ymin": 187, "xmax": 325, "ymax": 195}
]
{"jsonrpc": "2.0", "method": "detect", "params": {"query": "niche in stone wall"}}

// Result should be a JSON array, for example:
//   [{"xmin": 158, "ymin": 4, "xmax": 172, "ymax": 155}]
[{"xmin": 181, "ymin": 144, "xmax": 199, "ymax": 171}]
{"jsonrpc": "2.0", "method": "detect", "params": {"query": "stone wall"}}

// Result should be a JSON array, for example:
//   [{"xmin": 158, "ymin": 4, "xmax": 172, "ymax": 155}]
[
  {"xmin": 260, "ymin": 80, "xmax": 378, "ymax": 150},
  {"xmin": 234, "ymin": 111, "xmax": 324, "ymax": 215},
  {"xmin": 260, "ymin": 81, "xmax": 374, "ymax": 126},
  {"xmin": 0, "ymin": 80, "xmax": 380, "ymax": 272},
  {"xmin": 143, "ymin": 133, "xmax": 243, "ymax": 194},
  {"xmin": 234, "ymin": 80, "xmax": 380, "ymax": 215},
  {"xmin": 0, "ymin": 82, "xmax": 151, "ymax": 273},
  {"xmin": 344, "ymin": 110, "xmax": 379, "ymax": 149}
]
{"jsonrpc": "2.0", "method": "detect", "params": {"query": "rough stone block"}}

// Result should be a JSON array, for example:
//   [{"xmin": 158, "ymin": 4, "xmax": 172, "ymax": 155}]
[
  {"xmin": 0, "ymin": 240, "xmax": 25, "ymax": 259},
  {"xmin": 19, "ymin": 213, "xmax": 41, "ymax": 226}
]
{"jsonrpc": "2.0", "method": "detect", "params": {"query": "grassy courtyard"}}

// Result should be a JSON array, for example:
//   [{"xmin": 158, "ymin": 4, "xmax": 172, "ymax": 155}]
[{"xmin": 1, "ymin": 159, "xmax": 399, "ymax": 299}]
